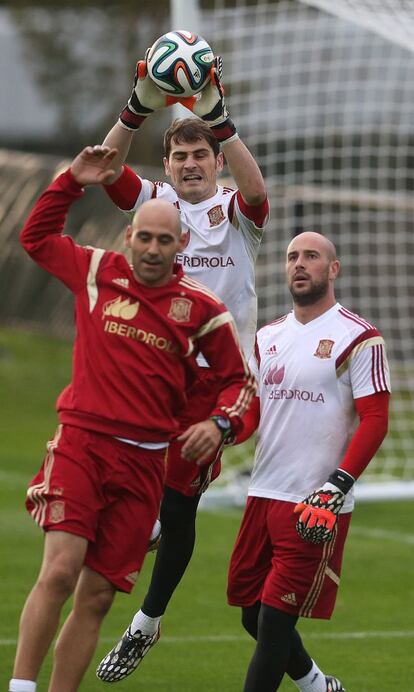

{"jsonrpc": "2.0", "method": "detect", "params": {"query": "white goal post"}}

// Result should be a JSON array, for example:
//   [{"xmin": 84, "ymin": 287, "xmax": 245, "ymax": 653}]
[{"xmin": 170, "ymin": 0, "xmax": 414, "ymax": 506}]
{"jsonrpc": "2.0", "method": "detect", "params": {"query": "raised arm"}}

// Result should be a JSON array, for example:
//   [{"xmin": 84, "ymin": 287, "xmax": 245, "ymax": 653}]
[
  {"xmin": 101, "ymin": 59, "xmax": 172, "ymax": 184},
  {"xmin": 20, "ymin": 145, "xmax": 117, "ymax": 290},
  {"xmin": 184, "ymin": 57, "xmax": 267, "ymax": 206},
  {"xmin": 102, "ymin": 123, "xmax": 135, "ymax": 183},
  {"xmin": 221, "ymin": 138, "xmax": 267, "ymax": 206}
]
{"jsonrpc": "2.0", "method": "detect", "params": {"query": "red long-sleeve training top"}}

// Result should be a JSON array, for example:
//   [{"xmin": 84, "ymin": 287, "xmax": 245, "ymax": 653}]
[{"xmin": 20, "ymin": 170, "xmax": 256, "ymax": 442}]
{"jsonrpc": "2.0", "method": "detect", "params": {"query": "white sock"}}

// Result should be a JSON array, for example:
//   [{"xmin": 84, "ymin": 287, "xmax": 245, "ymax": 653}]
[
  {"xmin": 293, "ymin": 661, "xmax": 326, "ymax": 692},
  {"xmin": 9, "ymin": 680, "xmax": 37, "ymax": 692},
  {"xmin": 130, "ymin": 609, "xmax": 161, "ymax": 636},
  {"xmin": 149, "ymin": 518, "xmax": 161, "ymax": 542}
]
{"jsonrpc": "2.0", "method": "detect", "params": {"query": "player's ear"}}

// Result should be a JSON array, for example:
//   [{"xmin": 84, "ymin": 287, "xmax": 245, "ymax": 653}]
[
  {"xmin": 216, "ymin": 152, "xmax": 224, "ymax": 173},
  {"xmin": 163, "ymin": 156, "xmax": 170, "ymax": 176},
  {"xmin": 330, "ymin": 259, "xmax": 341, "ymax": 280},
  {"xmin": 124, "ymin": 225, "xmax": 133, "ymax": 248}
]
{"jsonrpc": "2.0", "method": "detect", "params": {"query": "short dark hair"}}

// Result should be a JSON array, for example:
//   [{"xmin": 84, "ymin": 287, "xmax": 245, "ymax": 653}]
[{"xmin": 163, "ymin": 118, "xmax": 220, "ymax": 158}]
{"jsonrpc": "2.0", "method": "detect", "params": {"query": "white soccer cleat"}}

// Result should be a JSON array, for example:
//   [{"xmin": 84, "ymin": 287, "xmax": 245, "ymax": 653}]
[
  {"xmin": 325, "ymin": 675, "xmax": 346, "ymax": 692},
  {"xmin": 96, "ymin": 625, "xmax": 160, "ymax": 683}
]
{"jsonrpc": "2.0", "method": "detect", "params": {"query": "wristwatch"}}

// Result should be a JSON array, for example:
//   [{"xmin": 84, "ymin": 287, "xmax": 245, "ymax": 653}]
[{"xmin": 210, "ymin": 415, "xmax": 232, "ymax": 441}]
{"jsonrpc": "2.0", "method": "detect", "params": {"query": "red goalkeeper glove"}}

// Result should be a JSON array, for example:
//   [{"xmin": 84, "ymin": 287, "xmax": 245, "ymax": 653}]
[
  {"xmin": 294, "ymin": 469, "xmax": 355, "ymax": 544},
  {"xmin": 183, "ymin": 56, "xmax": 238, "ymax": 144}
]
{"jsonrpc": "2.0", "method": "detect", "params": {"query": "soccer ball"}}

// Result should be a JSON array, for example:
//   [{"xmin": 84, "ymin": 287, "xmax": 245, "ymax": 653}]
[{"xmin": 146, "ymin": 30, "xmax": 214, "ymax": 97}]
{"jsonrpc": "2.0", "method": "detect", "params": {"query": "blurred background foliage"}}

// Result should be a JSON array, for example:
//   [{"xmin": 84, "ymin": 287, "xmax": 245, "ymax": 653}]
[
  {"xmin": 1, "ymin": 0, "xmax": 288, "ymax": 161},
  {"xmin": 4, "ymin": 2, "xmax": 171, "ymax": 162}
]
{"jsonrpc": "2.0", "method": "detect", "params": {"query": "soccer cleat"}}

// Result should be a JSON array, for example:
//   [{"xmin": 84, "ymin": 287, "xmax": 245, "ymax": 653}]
[
  {"xmin": 325, "ymin": 675, "xmax": 346, "ymax": 691},
  {"xmin": 96, "ymin": 625, "xmax": 160, "ymax": 683}
]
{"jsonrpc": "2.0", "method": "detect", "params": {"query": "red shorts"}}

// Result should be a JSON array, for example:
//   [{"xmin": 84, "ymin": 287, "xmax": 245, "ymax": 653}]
[
  {"xmin": 26, "ymin": 424, "xmax": 166, "ymax": 593},
  {"xmin": 165, "ymin": 368, "xmax": 223, "ymax": 497},
  {"xmin": 227, "ymin": 496, "xmax": 351, "ymax": 619}
]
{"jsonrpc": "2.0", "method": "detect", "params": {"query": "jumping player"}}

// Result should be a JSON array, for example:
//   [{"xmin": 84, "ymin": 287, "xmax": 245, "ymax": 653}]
[{"xmin": 96, "ymin": 54, "xmax": 269, "ymax": 681}]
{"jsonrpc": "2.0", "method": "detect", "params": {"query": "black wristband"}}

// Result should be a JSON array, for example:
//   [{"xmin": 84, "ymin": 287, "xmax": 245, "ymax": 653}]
[
  {"xmin": 119, "ymin": 105, "xmax": 147, "ymax": 130},
  {"xmin": 210, "ymin": 117, "xmax": 237, "ymax": 143},
  {"xmin": 328, "ymin": 468, "xmax": 355, "ymax": 494}
]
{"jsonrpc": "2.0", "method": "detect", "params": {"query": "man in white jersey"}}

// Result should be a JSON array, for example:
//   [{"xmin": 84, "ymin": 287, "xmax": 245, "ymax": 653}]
[
  {"xmin": 96, "ymin": 55, "xmax": 269, "ymax": 681},
  {"xmin": 227, "ymin": 232, "xmax": 391, "ymax": 692}
]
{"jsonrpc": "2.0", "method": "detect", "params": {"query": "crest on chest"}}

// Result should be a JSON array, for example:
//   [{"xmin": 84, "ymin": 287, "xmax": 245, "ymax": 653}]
[
  {"xmin": 207, "ymin": 204, "xmax": 225, "ymax": 227},
  {"xmin": 168, "ymin": 297, "xmax": 193, "ymax": 323},
  {"xmin": 314, "ymin": 339, "xmax": 335, "ymax": 359}
]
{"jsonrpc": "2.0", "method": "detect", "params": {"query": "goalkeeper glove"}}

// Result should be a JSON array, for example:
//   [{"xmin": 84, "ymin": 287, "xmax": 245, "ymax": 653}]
[
  {"xmin": 184, "ymin": 56, "xmax": 238, "ymax": 144},
  {"xmin": 119, "ymin": 60, "xmax": 172, "ymax": 131},
  {"xmin": 294, "ymin": 469, "xmax": 355, "ymax": 545}
]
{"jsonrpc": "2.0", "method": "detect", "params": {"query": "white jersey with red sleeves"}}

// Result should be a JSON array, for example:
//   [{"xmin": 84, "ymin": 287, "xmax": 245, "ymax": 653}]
[
  {"xmin": 126, "ymin": 177, "xmax": 266, "ymax": 361},
  {"xmin": 248, "ymin": 303, "xmax": 391, "ymax": 511}
]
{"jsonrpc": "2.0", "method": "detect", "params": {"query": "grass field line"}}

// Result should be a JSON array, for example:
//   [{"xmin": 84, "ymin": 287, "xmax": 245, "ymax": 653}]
[
  {"xmin": 1, "ymin": 630, "xmax": 414, "ymax": 648},
  {"xmin": 0, "ymin": 469, "xmax": 29, "ymax": 484},
  {"xmin": 350, "ymin": 526, "xmax": 414, "ymax": 545}
]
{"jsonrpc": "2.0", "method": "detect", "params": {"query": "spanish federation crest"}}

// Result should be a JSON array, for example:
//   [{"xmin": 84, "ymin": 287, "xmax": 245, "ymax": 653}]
[
  {"xmin": 314, "ymin": 339, "xmax": 335, "ymax": 359},
  {"xmin": 168, "ymin": 297, "xmax": 193, "ymax": 323},
  {"xmin": 207, "ymin": 204, "xmax": 225, "ymax": 227},
  {"xmin": 49, "ymin": 500, "xmax": 65, "ymax": 523}
]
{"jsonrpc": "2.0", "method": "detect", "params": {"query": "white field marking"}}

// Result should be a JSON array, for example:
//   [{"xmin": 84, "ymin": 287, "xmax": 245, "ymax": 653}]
[
  {"xmin": 350, "ymin": 526, "xmax": 414, "ymax": 545},
  {"xmin": 0, "ymin": 469, "xmax": 28, "ymax": 484},
  {"xmin": 1, "ymin": 631, "xmax": 414, "ymax": 647}
]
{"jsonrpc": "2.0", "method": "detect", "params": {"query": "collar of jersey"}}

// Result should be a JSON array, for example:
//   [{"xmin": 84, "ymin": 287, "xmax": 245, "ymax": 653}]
[
  {"xmin": 178, "ymin": 186, "xmax": 223, "ymax": 210},
  {"xmin": 290, "ymin": 302, "xmax": 340, "ymax": 330}
]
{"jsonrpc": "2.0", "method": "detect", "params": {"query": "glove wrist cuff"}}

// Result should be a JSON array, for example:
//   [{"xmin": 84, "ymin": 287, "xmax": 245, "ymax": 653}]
[
  {"xmin": 210, "ymin": 117, "xmax": 238, "ymax": 143},
  {"xmin": 118, "ymin": 106, "xmax": 147, "ymax": 132},
  {"xmin": 327, "ymin": 468, "xmax": 355, "ymax": 494}
]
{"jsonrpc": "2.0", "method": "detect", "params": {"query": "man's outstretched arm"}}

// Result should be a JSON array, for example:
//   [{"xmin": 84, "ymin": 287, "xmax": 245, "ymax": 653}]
[
  {"xmin": 184, "ymin": 58, "xmax": 267, "ymax": 207},
  {"xmin": 101, "ymin": 59, "xmax": 173, "ymax": 184}
]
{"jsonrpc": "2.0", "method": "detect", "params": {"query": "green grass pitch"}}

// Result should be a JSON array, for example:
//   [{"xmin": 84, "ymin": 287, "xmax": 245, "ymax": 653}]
[{"xmin": 1, "ymin": 328, "xmax": 413, "ymax": 691}]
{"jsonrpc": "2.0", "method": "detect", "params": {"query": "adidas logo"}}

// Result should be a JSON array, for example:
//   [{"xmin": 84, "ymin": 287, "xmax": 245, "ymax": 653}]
[
  {"xmin": 266, "ymin": 344, "xmax": 277, "ymax": 355},
  {"xmin": 113, "ymin": 277, "xmax": 129, "ymax": 288},
  {"xmin": 281, "ymin": 592, "xmax": 297, "ymax": 605}
]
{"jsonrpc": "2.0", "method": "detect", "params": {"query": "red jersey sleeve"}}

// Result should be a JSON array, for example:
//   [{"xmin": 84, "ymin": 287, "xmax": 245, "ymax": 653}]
[
  {"xmin": 228, "ymin": 191, "xmax": 269, "ymax": 228},
  {"xmin": 234, "ymin": 396, "xmax": 260, "ymax": 444},
  {"xmin": 19, "ymin": 170, "xmax": 93, "ymax": 293},
  {"xmin": 339, "ymin": 391, "xmax": 390, "ymax": 479},
  {"xmin": 103, "ymin": 164, "xmax": 143, "ymax": 211},
  {"xmin": 194, "ymin": 309, "xmax": 257, "ymax": 434}
]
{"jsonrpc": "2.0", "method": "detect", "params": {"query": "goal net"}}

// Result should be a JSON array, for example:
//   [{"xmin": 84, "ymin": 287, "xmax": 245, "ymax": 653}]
[{"xmin": 194, "ymin": 0, "xmax": 414, "ymax": 507}]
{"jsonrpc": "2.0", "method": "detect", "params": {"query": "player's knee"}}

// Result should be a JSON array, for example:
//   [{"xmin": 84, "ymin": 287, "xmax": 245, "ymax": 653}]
[
  {"xmin": 258, "ymin": 604, "xmax": 298, "ymax": 641},
  {"xmin": 37, "ymin": 561, "xmax": 79, "ymax": 600},
  {"xmin": 79, "ymin": 586, "xmax": 115, "ymax": 619},
  {"xmin": 160, "ymin": 487, "xmax": 200, "ymax": 531},
  {"xmin": 241, "ymin": 603, "xmax": 260, "ymax": 639}
]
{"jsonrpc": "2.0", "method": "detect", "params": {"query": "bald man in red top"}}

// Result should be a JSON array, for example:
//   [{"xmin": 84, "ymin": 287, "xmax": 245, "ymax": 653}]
[{"xmin": 9, "ymin": 145, "xmax": 255, "ymax": 692}]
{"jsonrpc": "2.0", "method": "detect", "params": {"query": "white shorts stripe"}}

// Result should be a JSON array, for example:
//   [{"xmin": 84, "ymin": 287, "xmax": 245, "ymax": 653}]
[{"xmin": 27, "ymin": 426, "xmax": 62, "ymax": 527}]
